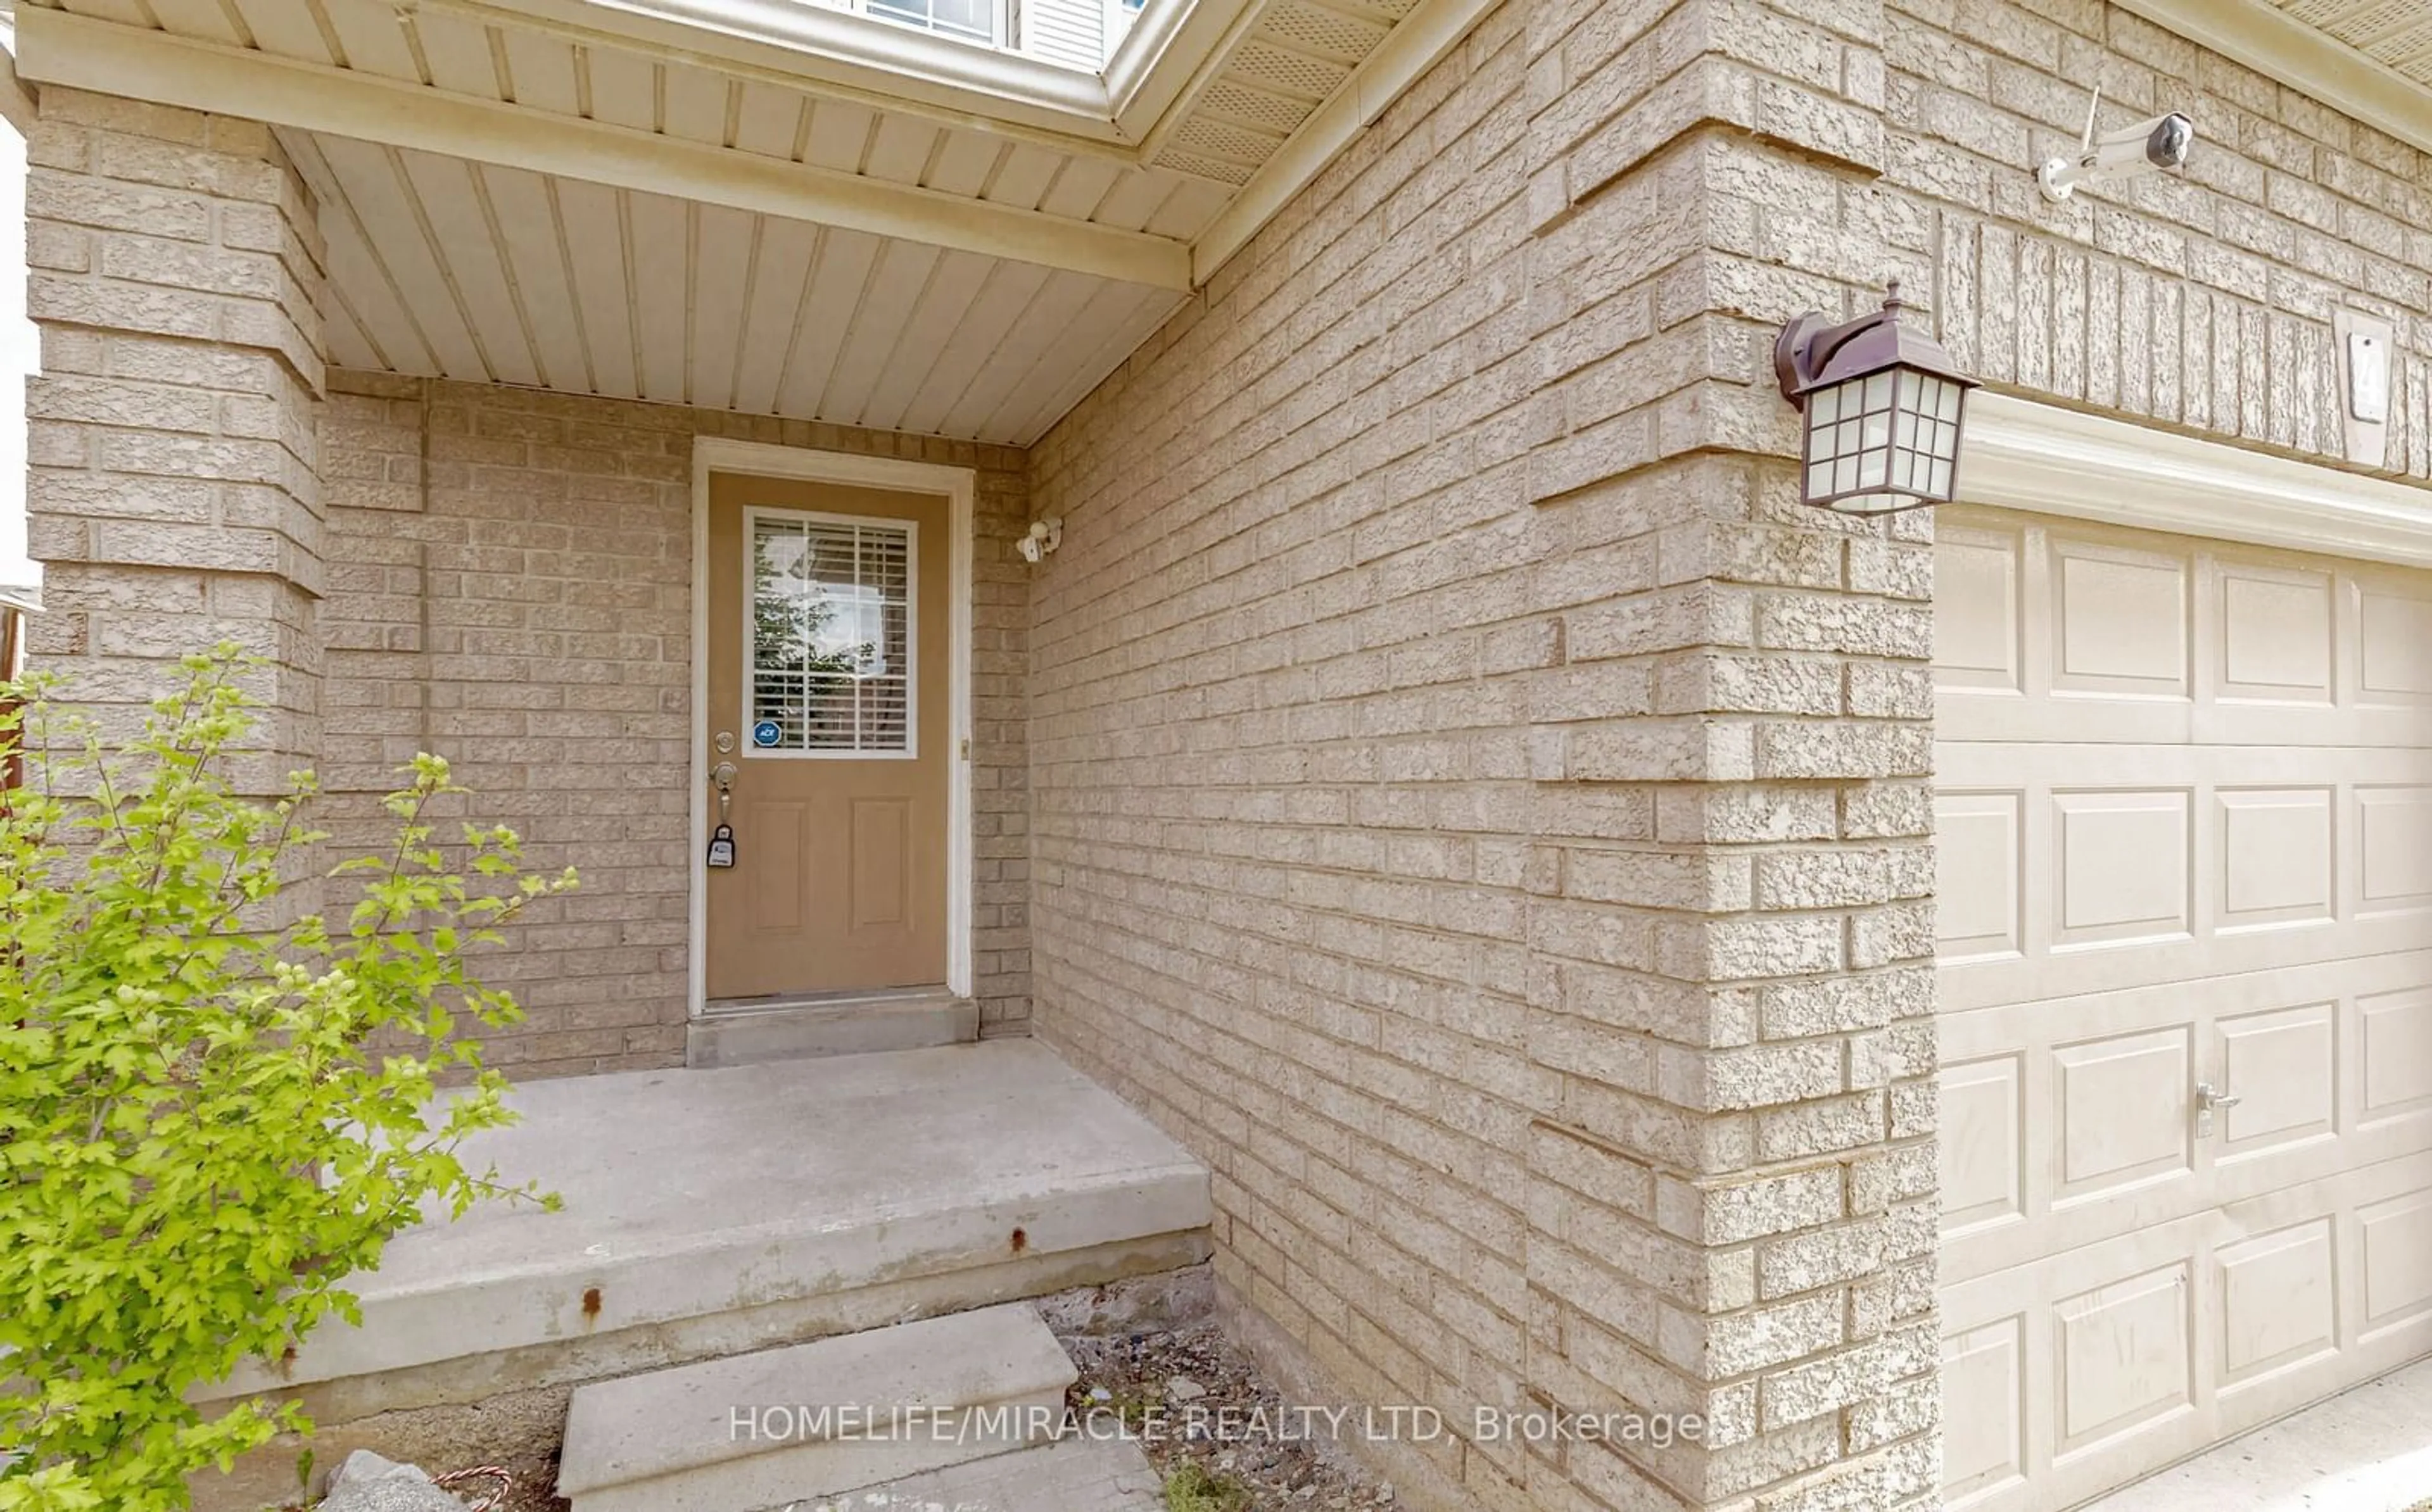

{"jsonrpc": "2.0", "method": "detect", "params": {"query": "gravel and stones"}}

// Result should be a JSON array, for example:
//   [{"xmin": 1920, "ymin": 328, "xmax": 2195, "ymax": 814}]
[{"xmin": 1061, "ymin": 1319, "xmax": 1399, "ymax": 1511}]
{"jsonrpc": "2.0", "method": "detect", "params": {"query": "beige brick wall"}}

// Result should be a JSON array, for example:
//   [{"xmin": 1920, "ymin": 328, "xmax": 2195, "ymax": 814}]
[
  {"xmin": 1885, "ymin": 0, "xmax": 2431, "ymax": 476},
  {"xmin": 1025, "ymin": 0, "xmax": 1940, "ymax": 1505},
  {"xmin": 1026, "ymin": 1, "xmax": 2429, "ymax": 1504},
  {"xmin": 23, "ymin": 86, "xmax": 327, "ymax": 791},
  {"xmin": 312, "ymin": 372, "xmax": 1035, "ymax": 1076}
]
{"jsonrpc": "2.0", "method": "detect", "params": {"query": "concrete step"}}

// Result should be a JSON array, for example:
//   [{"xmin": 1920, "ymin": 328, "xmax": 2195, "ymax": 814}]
[
  {"xmin": 556, "ymin": 1302, "xmax": 1077, "ymax": 1512},
  {"xmin": 209, "ymin": 1042, "xmax": 1211, "ymax": 1418},
  {"xmin": 814, "ymin": 1434, "xmax": 1165, "ymax": 1511},
  {"xmin": 687, "ymin": 987, "xmax": 977, "ymax": 1068}
]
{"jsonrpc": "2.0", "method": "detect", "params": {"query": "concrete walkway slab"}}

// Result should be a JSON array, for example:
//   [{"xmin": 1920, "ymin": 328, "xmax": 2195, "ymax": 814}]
[
  {"xmin": 2084, "ymin": 1356, "xmax": 2432, "ymax": 1512},
  {"xmin": 212, "ymin": 1041, "xmax": 1210, "ymax": 1401}
]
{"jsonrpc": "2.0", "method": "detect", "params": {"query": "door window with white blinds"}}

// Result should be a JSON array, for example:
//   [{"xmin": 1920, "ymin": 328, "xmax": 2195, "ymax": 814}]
[{"xmin": 745, "ymin": 509, "xmax": 916, "ymax": 757}]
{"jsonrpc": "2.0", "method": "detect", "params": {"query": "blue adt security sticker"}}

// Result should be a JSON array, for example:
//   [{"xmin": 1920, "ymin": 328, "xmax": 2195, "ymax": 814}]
[{"xmin": 752, "ymin": 720, "xmax": 783, "ymax": 748}]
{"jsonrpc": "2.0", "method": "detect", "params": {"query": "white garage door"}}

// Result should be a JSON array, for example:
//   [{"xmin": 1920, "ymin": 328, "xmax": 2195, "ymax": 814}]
[{"xmin": 1933, "ymin": 507, "xmax": 2432, "ymax": 1512}]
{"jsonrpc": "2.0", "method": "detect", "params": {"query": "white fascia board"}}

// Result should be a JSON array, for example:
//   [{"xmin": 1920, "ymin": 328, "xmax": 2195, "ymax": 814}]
[
  {"xmin": 1188, "ymin": 0, "xmax": 1494, "ymax": 284},
  {"xmin": 0, "ymin": 23, "xmax": 35, "ymax": 135},
  {"xmin": 1963, "ymin": 392, "xmax": 2432, "ymax": 569},
  {"xmin": 422, "ymin": 0, "xmax": 1128, "ymax": 147},
  {"xmin": 16, "ymin": 9, "xmax": 1192, "ymax": 290},
  {"xmin": 2113, "ymin": 0, "xmax": 2432, "ymax": 161}
]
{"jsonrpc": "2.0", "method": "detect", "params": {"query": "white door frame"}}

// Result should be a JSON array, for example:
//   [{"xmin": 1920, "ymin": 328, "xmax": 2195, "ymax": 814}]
[{"xmin": 688, "ymin": 437, "xmax": 977, "ymax": 1016}]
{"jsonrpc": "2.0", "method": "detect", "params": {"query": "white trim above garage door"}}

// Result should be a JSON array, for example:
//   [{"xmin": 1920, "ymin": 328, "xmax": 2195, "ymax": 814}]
[{"xmin": 1963, "ymin": 393, "xmax": 2432, "ymax": 570}]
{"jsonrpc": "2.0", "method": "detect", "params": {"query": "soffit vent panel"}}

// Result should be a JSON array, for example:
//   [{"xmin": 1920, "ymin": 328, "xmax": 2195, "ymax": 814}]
[{"xmin": 2270, "ymin": 0, "xmax": 2432, "ymax": 84}]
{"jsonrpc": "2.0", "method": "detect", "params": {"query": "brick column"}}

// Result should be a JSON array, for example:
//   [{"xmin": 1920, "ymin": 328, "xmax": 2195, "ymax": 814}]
[
  {"xmin": 1512, "ymin": 1, "xmax": 1940, "ymax": 1509},
  {"xmin": 23, "ymin": 87, "xmax": 327, "ymax": 791}
]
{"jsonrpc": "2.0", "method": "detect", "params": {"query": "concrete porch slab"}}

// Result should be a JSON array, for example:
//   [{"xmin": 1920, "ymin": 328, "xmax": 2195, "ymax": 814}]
[
  {"xmin": 2082, "ymin": 1354, "xmax": 2432, "ymax": 1512},
  {"xmin": 212, "ymin": 1041, "xmax": 1210, "ymax": 1409}
]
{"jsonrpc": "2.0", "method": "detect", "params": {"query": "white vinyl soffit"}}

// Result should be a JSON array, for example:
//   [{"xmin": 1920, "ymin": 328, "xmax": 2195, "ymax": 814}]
[{"xmin": 10, "ymin": 0, "xmax": 1493, "ymax": 291}]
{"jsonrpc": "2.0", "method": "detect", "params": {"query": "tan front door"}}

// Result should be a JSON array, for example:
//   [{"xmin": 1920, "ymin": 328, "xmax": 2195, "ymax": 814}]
[
  {"xmin": 705, "ymin": 472, "xmax": 949, "ymax": 1002},
  {"xmin": 1933, "ymin": 508, "xmax": 2432, "ymax": 1512}
]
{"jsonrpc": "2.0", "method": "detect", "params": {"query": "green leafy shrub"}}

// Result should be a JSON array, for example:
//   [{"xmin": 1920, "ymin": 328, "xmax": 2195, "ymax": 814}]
[{"xmin": 0, "ymin": 647, "xmax": 574, "ymax": 1511}]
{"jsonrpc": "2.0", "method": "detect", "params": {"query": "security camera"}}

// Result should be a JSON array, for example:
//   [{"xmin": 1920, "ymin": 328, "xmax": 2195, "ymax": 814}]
[
  {"xmin": 1017, "ymin": 517, "xmax": 1061, "ymax": 564},
  {"xmin": 2039, "ymin": 108, "xmax": 2194, "ymax": 201}
]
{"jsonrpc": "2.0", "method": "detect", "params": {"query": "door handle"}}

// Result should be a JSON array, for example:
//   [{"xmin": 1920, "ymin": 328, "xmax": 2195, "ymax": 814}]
[
  {"xmin": 2194, "ymin": 1081, "xmax": 2241, "ymax": 1137},
  {"xmin": 711, "ymin": 761, "xmax": 736, "ymax": 824}
]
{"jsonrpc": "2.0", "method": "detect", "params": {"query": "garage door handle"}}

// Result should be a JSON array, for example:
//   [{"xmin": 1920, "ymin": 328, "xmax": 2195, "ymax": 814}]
[{"xmin": 2195, "ymin": 1082, "xmax": 2242, "ymax": 1112}]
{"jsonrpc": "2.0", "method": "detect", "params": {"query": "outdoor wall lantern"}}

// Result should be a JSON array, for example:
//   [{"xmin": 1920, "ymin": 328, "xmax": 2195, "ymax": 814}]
[{"xmin": 1774, "ymin": 280, "xmax": 1980, "ymax": 516}]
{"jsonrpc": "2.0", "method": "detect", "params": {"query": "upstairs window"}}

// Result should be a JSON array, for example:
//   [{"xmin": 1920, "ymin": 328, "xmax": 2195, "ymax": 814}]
[{"xmin": 866, "ymin": 0, "xmax": 998, "ymax": 44}]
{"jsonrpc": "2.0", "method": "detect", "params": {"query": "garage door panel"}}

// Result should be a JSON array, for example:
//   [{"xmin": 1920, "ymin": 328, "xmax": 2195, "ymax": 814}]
[
  {"xmin": 2216, "ymin": 563, "xmax": 2335, "ymax": 704},
  {"xmin": 1941, "ymin": 949, "xmax": 2432, "ymax": 1058},
  {"xmin": 2359, "ymin": 785, "xmax": 2432, "ymax": 912},
  {"xmin": 2359, "ymin": 1187, "xmax": 2432, "ymax": 1337},
  {"xmin": 2196, "ymin": 702, "xmax": 2432, "ymax": 747},
  {"xmin": 2215, "ymin": 1002, "xmax": 2338, "ymax": 1161},
  {"xmin": 1941, "ymin": 1213, "xmax": 2217, "ymax": 1512},
  {"xmin": 1939, "ymin": 696, "xmax": 2197, "ymax": 746},
  {"xmin": 1942, "ymin": 1315, "xmax": 2029, "ymax": 1508},
  {"xmin": 1943, "ymin": 915, "xmax": 2431, "ymax": 1013},
  {"xmin": 2053, "ymin": 789, "xmax": 2193, "ymax": 948},
  {"xmin": 2215, "ymin": 1218, "xmax": 2338, "ymax": 1387},
  {"xmin": 1935, "ymin": 745, "xmax": 2432, "ymax": 787},
  {"xmin": 2216, "ymin": 787, "xmax": 2336, "ymax": 931},
  {"xmin": 1940, "ymin": 1150, "xmax": 2432, "ymax": 1512},
  {"xmin": 1939, "ymin": 510, "xmax": 2432, "ymax": 1512},
  {"xmin": 1941, "ymin": 676, "xmax": 2432, "ymax": 750},
  {"xmin": 2053, "ymin": 1261, "xmax": 2195, "ymax": 1458},
  {"xmin": 2051, "ymin": 1027, "xmax": 2193, "ymax": 1207},
  {"xmin": 1935, "ymin": 791, "xmax": 2025, "ymax": 962},
  {"xmin": 2357, "ymin": 583, "xmax": 2432, "ymax": 705},
  {"xmin": 2360, "ymin": 986, "xmax": 2432, "ymax": 1123},
  {"xmin": 2048, "ymin": 538, "xmax": 2190, "ymax": 700},
  {"xmin": 1942, "ymin": 1052, "xmax": 2027, "ymax": 1233},
  {"xmin": 1944, "ymin": 952, "xmax": 2432, "ymax": 1287},
  {"xmin": 1947, "ymin": 1100, "xmax": 2432, "ymax": 1287},
  {"xmin": 1937, "ymin": 523, "xmax": 2024, "ymax": 694},
  {"xmin": 1939, "ymin": 510, "xmax": 2432, "ymax": 749}
]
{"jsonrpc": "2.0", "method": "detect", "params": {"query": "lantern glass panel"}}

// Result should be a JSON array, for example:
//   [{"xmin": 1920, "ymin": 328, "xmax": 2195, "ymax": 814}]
[{"xmin": 1782, "ymin": 288, "xmax": 1977, "ymax": 512}]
